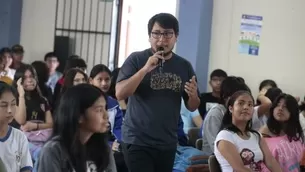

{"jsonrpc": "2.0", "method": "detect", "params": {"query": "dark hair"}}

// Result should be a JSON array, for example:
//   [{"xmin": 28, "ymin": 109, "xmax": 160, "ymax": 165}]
[
  {"xmin": 13, "ymin": 64, "xmax": 43, "ymax": 99},
  {"xmin": 11, "ymin": 44, "xmax": 24, "ymax": 54},
  {"xmin": 44, "ymin": 52, "xmax": 58, "ymax": 61},
  {"xmin": 31, "ymin": 61, "xmax": 49, "ymax": 84},
  {"xmin": 64, "ymin": 58, "xmax": 87, "ymax": 74},
  {"xmin": 220, "ymin": 76, "xmax": 251, "ymax": 104},
  {"xmin": 220, "ymin": 90, "xmax": 259, "ymax": 136},
  {"xmin": 62, "ymin": 68, "xmax": 88, "ymax": 94},
  {"xmin": 0, "ymin": 81, "xmax": 18, "ymax": 99},
  {"xmin": 265, "ymin": 87, "xmax": 282, "ymax": 103},
  {"xmin": 52, "ymin": 84, "xmax": 110, "ymax": 172},
  {"xmin": 267, "ymin": 93, "xmax": 304, "ymax": 142},
  {"xmin": 259, "ymin": 79, "xmax": 277, "ymax": 91},
  {"xmin": 68, "ymin": 55, "xmax": 80, "ymax": 60},
  {"xmin": 210, "ymin": 69, "xmax": 227, "ymax": 80},
  {"xmin": 0, "ymin": 47, "xmax": 12, "ymax": 57},
  {"xmin": 89, "ymin": 64, "xmax": 111, "ymax": 79},
  {"xmin": 108, "ymin": 68, "xmax": 120, "ymax": 99},
  {"xmin": 236, "ymin": 77, "xmax": 245, "ymax": 83},
  {"xmin": 148, "ymin": 13, "xmax": 179, "ymax": 36}
]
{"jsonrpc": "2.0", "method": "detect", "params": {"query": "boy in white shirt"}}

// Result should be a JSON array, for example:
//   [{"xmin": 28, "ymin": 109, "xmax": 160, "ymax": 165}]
[{"xmin": 0, "ymin": 81, "xmax": 32, "ymax": 172}]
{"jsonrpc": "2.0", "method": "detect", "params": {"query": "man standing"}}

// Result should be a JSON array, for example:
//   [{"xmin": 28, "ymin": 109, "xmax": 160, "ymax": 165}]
[{"xmin": 116, "ymin": 13, "xmax": 200, "ymax": 172}]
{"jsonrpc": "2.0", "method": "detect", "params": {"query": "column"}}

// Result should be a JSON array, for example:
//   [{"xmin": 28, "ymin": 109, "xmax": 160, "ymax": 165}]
[
  {"xmin": 0, "ymin": 0, "xmax": 23, "ymax": 48},
  {"xmin": 175, "ymin": 0, "xmax": 213, "ymax": 92}
]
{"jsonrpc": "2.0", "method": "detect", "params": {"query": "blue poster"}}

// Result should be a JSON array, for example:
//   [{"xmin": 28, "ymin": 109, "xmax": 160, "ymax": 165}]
[{"xmin": 238, "ymin": 14, "xmax": 263, "ymax": 56}]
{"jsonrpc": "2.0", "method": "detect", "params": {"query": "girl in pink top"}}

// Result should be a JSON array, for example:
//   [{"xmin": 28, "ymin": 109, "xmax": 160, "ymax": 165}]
[{"xmin": 260, "ymin": 93, "xmax": 304, "ymax": 172}]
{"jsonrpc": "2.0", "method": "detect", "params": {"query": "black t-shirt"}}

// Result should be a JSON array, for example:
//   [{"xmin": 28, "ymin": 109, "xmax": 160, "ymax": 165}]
[
  {"xmin": 198, "ymin": 92, "xmax": 221, "ymax": 119},
  {"xmin": 10, "ymin": 96, "xmax": 51, "ymax": 129},
  {"xmin": 25, "ymin": 96, "xmax": 51, "ymax": 122},
  {"xmin": 117, "ymin": 48, "xmax": 198, "ymax": 149}
]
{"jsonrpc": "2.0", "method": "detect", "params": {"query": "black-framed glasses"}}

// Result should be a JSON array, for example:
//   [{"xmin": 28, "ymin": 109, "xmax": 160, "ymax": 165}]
[{"xmin": 151, "ymin": 32, "xmax": 174, "ymax": 39}]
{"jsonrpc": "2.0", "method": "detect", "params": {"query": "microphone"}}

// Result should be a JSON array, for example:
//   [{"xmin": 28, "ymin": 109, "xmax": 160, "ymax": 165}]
[{"xmin": 157, "ymin": 47, "xmax": 164, "ymax": 68}]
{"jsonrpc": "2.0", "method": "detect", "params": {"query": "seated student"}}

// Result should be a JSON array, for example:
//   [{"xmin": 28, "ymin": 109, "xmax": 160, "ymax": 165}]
[
  {"xmin": 0, "ymin": 47, "xmax": 16, "ymax": 80},
  {"xmin": 257, "ymin": 79, "xmax": 278, "ymax": 105},
  {"xmin": 37, "ymin": 84, "xmax": 116, "ymax": 172},
  {"xmin": 89, "ymin": 64, "xmax": 123, "ymax": 143},
  {"xmin": 10, "ymin": 44, "xmax": 26, "ymax": 70},
  {"xmin": 251, "ymin": 87, "xmax": 282, "ymax": 131},
  {"xmin": 180, "ymin": 98, "xmax": 202, "ymax": 134},
  {"xmin": 198, "ymin": 69, "xmax": 227, "ymax": 119},
  {"xmin": 53, "ymin": 68, "xmax": 88, "ymax": 108},
  {"xmin": 13, "ymin": 65, "xmax": 53, "ymax": 162},
  {"xmin": 0, "ymin": 81, "xmax": 33, "ymax": 172},
  {"xmin": 260, "ymin": 94, "xmax": 304, "ymax": 171},
  {"xmin": 201, "ymin": 76, "xmax": 271, "ymax": 154},
  {"xmin": 89, "ymin": 64, "xmax": 126, "ymax": 172},
  {"xmin": 44, "ymin": 52, "xmax": 62, "ymax": 94},
  {"xmin": 201, "ymin": 77, "xmax": 251, "ymax": 155},
  {"xmin": 215, "ymin": 90, "xmax": 282, "ymax": 171},
  {"xmin": 53, "ymin": 57, "xmax": 87, "ymax": 104}
]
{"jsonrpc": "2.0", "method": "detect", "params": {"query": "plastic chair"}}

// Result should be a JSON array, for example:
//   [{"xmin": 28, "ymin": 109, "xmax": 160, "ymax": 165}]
[{"xmin": 208, "ymin": 155, "xmax": 221, "ymax": 172}]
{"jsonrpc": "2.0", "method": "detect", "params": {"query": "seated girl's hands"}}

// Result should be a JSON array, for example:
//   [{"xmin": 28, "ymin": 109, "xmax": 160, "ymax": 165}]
[{"xmin": 21, "ymin": 121, "xmax": 37, "ymax": 132}]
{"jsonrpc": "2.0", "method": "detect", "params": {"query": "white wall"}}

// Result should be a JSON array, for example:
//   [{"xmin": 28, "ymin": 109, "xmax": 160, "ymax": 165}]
[
  {"xmin": 20, "ymin": 0, "xmax": 115, "ymax": 72},
  {"xmin": 209, "ymin": 0, "xmax": 305, "ymax": 97},
  {"xmin": 117, "ymin": 0, "xmax": 177, "ymax": 67},
  {"xmin": 20, "ymin": 0, "xmax": 56, "ymax": 63}
]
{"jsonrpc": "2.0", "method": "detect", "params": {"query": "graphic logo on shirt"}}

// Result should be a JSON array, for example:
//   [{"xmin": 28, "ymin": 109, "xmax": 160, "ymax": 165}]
[
  {"xmin": 31, "ymin": 111, "xmax": 38, "ymax": 120},
  {"xmin": 150, "ymin": 72, "xmax": 182, "ymax": 92},
  {"xmin": 239, "ymin": 148, "xmax": 264, "ymax": 171},
  {"xmin": 15, "ymin": 151, "xmax": 21, "ymax": 163},
  {"xmin": 87, "ymin": 161, "xmax": 97, "ymax": 172}
]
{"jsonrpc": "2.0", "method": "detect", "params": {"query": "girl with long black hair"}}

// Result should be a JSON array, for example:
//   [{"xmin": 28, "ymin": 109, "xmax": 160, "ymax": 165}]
[
  {"xmin": 215, "ymin": 90, "xmax": 281, "ymax": 171},
  {"xmin": 260, "ymin": 94, "xmax": 304, "ymax": 171},
  {"xmin": 37, "ymin": 84, "xmax": 116, "ymax": 172}
]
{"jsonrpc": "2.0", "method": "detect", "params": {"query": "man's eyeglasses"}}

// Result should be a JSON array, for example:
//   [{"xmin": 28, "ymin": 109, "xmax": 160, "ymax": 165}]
[{"xmin": 151, "ymin": 32, "xmax": 174, "ymax": 39}]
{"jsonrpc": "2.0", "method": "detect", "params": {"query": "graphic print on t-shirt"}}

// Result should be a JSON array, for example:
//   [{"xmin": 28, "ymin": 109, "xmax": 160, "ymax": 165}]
[
  {"xmin": 239, "ymin": 148, "xmax": 264, "ymax": 171},
  {"xmin": 87, "ymin": 161, "xmax": 97, "ymax": 172},
  {"xmin": 150, "ymin": 72, "xmax": 182, "ymax": 92}
]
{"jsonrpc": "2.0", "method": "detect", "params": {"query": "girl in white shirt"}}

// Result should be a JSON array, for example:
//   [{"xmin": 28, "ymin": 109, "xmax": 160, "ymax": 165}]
[
  {"xmin": 0, "ymin": 81, "xmax": 32, "ymax": 172},
  {"xmin": 215, "ymin": 90, "xmax": 281, "ymax": 172}
]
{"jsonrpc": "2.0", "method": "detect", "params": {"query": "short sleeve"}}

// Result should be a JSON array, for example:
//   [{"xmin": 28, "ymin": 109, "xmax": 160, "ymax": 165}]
[
  {"xmin": 20, "ymin": 134, "xmax": 33, "ymax": 171},
  {"xmin": 42, "ymin": 97, "xmax": 51, "ymax": 112},
  {"xmin": 116, "ymin": 52, "xmax": 139, "ymax": 83},
  {"xmin": 37, "ymin": 141, "xmax": 62, "ymax": 172},
  {"xmin": 215, "ymin": 130, "xmax": 235, "ymax": 146}
]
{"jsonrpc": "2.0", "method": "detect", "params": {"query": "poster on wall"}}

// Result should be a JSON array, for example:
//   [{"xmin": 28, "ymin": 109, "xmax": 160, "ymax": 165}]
[{"xmin": 239, "ymin": 14, "xmax": 263, "ymax": 56}]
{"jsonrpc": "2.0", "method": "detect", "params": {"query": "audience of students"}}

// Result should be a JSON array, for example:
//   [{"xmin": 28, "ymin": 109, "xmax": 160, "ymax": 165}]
[{"xmin": 0, "ymin": 21, "xmax": 305, "ymax": 172}]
